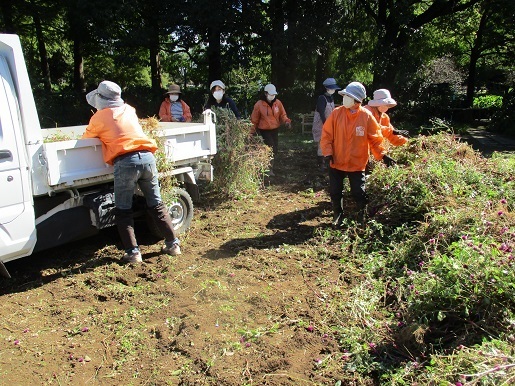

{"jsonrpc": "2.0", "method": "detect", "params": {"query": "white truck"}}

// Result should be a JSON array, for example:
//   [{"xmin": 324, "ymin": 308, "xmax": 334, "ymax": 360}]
[{"xmin": 0, "ymin": 34, "xmax": 217, "ymax": 277}]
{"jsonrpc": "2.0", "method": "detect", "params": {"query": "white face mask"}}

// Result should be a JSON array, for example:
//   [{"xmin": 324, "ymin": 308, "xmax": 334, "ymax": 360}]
[
  {"xmin": 170, "ymin": 95, "xmax": 179, "ymax": 102},
  {"xmin": 267, "ymin": 94, "xmax": 276, "ymax": 102},
  {"xmin": 378, "ymin": 105, "xmax": 389, "ymax": 113},
  {"xmin": 213, "ymin": 90, "xmax": 224, "ymax": 101},
  {"xmin": 326, "ymin": 89, "xmax": 335, "ymax": 95},
  {"xmin": 342, "ymin": 95, "xmax": 357, "ymax": 108}
]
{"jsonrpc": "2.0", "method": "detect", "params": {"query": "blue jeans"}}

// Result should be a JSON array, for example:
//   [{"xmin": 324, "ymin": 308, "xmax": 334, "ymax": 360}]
[{"xmin": 113, "ymin": 151, "xmax": 162, "ymax": 210}]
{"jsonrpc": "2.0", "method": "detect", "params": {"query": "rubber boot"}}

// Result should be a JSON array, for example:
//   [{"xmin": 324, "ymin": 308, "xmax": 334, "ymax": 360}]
[
  {"xmin": 356, "ymin": 201, "xmax": 367, "ymax": 227},
  {"xmin": 332, "ymin": 201, "xmax": 344, "ymax": 227},
  {"xmin": 318, "ymin": 156, "xmax": 327, "ymax": 172},
  {"xmin": 147, "ymin": 202, "xmax": 177, "ymax": 242},
  {"xmin": 115, "ymin": 208, "xmax": 138, "ymax": 250}
]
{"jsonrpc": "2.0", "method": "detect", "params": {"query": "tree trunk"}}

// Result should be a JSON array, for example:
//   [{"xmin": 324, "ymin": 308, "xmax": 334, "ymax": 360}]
[
  {"xmin": 150, "ymin": 38, "xmax": 162, "ymax": 93},
  {"xmin": 207, "ymin": 25, "xmax": 222, "ymax": 83},
  {"xmin": 32, "ymin": 7, "xmax": 52, "ymax": 91},
  {"xmin": 466, "ymin": 9, "xmax": 488, "ymax": 108},
  {"xmin": 315, "ymin": 45, "xmax": 329, "ymax": 92},
  {"xmin": 73, "ymin": 39, "xmax": 86, "ymax": 93},
  {"xmin": 269, "ymin": 0, "xmax": 287, "ymax": 87},
  {"xmin": 0, "ymin": 0, "xmax": 16, "ymax": 33}
]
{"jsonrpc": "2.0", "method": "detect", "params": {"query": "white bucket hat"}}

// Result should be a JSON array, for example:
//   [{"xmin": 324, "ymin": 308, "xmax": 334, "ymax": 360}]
[
  {"xmin": 86, "ymin": 80, "xmax": 124, "ymax": 110},
  {"xmin": 210, "ymin": 80, "xmax": 226, "ymax": 90},
  {"xmin": 368, "ymin": 89, "xmax": 397, "ymax": 107},
  {"xmin": 264, "ymin": 84, "xmax": 278, "ymax": 95},
  {"xmin": 338, "ymin": 81, "xmax": 366, "ymax": 102}
]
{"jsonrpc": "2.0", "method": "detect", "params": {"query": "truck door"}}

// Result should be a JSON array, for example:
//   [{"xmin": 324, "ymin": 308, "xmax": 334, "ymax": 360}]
[{"xmin": 0, "ymin": 55, "xmax": 36, "ymax": 264}]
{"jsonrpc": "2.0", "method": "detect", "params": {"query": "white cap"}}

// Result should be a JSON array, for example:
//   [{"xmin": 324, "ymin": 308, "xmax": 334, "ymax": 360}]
[
  {"xmin": 210, "ymin": 80, "xmax": 225, "ymax": 90},
  {"xmin": 368, "ymin": 89, "xmax": 397, "ymax": 107},
  {"xmin": 264, "ymin": 84, "xmax": 278, "ymax": 95}
]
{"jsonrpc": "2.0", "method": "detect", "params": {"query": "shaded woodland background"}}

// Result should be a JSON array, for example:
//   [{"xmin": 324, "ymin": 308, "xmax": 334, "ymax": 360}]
[{"xmin": 1, "ymin": 0, "xmax": 514, "ymax": 133}]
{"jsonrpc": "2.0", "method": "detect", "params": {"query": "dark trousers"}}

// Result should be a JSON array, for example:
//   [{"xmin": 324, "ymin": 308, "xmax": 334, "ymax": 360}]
[
  {"xmin": 256, "ymin": 128, "xmax": 279, "ymax": 157},
  {"xmin": 328, "ymin": 168, "xmax": 367, "ymax": 210}
]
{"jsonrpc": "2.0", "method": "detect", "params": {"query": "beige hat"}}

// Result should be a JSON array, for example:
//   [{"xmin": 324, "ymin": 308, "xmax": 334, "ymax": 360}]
[
  {"xmin": 166, "ymin": 84, "xmax": 181, "ymax": 94},
  {"xmin": 368, "ymin": 89, "xmax": 397, "ymax": 107}
]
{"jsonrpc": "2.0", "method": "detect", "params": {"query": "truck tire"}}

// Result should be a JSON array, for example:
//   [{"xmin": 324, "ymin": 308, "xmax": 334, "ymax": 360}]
[{"xmin": 147, "ymin": 188, "xmax": 193, "ymax": 236}]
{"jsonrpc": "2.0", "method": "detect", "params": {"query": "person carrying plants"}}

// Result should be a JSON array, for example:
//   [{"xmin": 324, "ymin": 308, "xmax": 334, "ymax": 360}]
[
  {"xmin": 83, "ymin": 80, "xmax": 182, "ymax": 264},
  {"xmin": 312, "ymin": 78, "xmax": 340, "ymax": 171},
  {"xmin": 320, "ymin": 81, "xmax": 395, "ymax": 226},
  {"xmin": 205, "ymin": 80, "xmax": 241, "ymax": 119},
  {"xmin": 365, "ymin": 89, "xmax": 409, "ymax": 147},
  {"xmin": 250, "ymin": 83, "xmax": 292, "ymax": 176},
  {"xmin": 158, "ymin": 84, "xmax": 192, "ymax": 122}
]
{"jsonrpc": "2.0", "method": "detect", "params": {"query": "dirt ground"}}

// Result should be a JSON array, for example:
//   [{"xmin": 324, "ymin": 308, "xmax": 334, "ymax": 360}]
[{"xmin": 0, "ymin": 134, "xmax": 360, "ymax": 385}]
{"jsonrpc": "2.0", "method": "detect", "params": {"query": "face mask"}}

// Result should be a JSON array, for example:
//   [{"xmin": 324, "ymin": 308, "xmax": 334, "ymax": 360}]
[
  {"xmin": 213, "ymin": 90, "xmax": 224, "ymax": 101},
  {"xmin": 378, "ymin": 105, "xmax": 389, "ymax": 113},
  {"xmin": 170, "ymin": 95, "xmax": 179, "ymax": 102},
  {"xmin": 326, "ymin": 89, "xmax": 335, "ymax": 95},
  {"xmin": 267, "ymin": 94, "xmax": 275, "ymax": 102},
  {"xmin": 342, "ymin": 95, "xmax": 357, "ymax": 108}
]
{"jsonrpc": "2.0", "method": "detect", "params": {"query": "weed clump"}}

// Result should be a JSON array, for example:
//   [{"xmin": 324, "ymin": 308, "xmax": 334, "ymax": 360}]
[
  {"xmin": 208, "ymin": 107, "xmax": 272, "ymax": 199},
  {"xmin": 315, "ymin": 132, "xmax": 515, "ymax": 384}
]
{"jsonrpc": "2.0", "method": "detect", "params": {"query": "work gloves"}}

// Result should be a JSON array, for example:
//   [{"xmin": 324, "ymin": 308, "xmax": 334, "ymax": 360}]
[
  {"xmin": 324, "ymin": 155, "xmax": 333, "ymax": 168},
  {"xmin": 382, "ymin": 155, "xmax": 396, "ymax": 167},
  {"xmin": 392, "ymin": 129, "xmax": 409, "ymax": 137}
]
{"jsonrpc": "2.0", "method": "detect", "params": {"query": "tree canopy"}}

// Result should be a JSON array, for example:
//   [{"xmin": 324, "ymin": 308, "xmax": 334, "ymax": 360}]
[{"xmin": 1, "ymin": 0, "xmax": 513, "ymax": 127}]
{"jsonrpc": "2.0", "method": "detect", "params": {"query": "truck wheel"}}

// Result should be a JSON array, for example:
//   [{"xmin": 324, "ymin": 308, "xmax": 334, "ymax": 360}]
[{"xmin": 147, "ymin": 188, "xmax": 193, "ymax": 236}]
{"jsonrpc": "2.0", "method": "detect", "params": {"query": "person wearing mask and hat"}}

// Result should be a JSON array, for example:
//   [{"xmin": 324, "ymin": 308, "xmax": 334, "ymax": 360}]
[
  {"xmin": 250, "ymin": 83, "xmax": 292, "ymax": 176},
  {"xmin": 365, "ymin": 89, "xmax": 409, "ymax": 147},
  {"xmin": 320, "ymin": 81, "xmax": 395, "ymax": 226},
  {"xmin": 205, "ymin": 80, "xmax": 241, "ymax": 119},
  {"xmin": 312, "ymin": 78, "xmax": 340, "ymax": 170},
  {"xmin": 82, "ymin": 80, "xmax": 182, "ymax": 264},
  {"xmin": 159, "ymin": 84, "xmax": 192, "ymax": 122}
]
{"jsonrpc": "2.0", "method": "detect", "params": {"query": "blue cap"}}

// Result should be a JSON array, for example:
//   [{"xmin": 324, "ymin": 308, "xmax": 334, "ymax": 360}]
[{"xmin": 322, "ymin": 78, "xmax": 340, "ymax": 90}]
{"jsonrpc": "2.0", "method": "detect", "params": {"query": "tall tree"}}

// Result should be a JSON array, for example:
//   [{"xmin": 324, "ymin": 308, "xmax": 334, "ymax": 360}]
[{"xmin": 359, "ymin": 0, "xmax": 481, "ymax": 90}]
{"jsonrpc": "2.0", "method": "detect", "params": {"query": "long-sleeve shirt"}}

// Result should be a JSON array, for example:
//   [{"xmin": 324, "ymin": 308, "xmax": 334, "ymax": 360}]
[
  {"xmin": 320, "ymin": 105, "xmax": 386, "ymax": 172},
  {"xmin": 364, "ymin": 105, "xmax": 407, "ymax": 146},
  {"xmin": 250, "ymin": 98, "xmax": 291, "ymax": 133},
  {"xmin": 159, "ymin": 99, "xmax": 192, "ymax": 122},
  {"xmin": 82, "ymin": 104, "xmax": 157, "ymax": 165}
]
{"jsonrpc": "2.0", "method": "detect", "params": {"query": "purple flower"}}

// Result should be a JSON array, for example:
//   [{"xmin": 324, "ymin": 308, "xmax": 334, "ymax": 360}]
[
  {"xmin": 14, "ymin": 339, "xmax": 20, "ymax": 345},
  {"xmin": 500, "ymin": 198, "xmax": 507, "ymax": 204},
  {"xmin": 461, "ymin": 235, "xmax": 468, "ymax": 240},
  {"xmin": 429, "ymin": 238, "xmax": 435, "ymax": 244},
  {"xmin": 306, "ymin": 325, "xmax": 314, "ymax": 332},
  {"xmin": 81, "ymin": 327, "xmax": 89, "ymax": 332},
  {"xmin": 498, "ymin": 211, "xmax": 504, "ymax": 216}
]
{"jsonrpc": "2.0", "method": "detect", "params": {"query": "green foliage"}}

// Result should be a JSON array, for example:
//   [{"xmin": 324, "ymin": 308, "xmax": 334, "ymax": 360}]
[
  {"xmin": 209, "ymin": 108, "xmax": 272, "ymax": 200},
  {"xmin": 314, "ymin": 132, "xmax": 515, "ymax": 383},
  {"xmin": 473, "ymin": 94, "xmax": 503, "ymax": 109}
]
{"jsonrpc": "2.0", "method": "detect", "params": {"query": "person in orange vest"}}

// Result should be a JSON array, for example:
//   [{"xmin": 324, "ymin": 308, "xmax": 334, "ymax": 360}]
[
  {"xmin": 250, "ymin": 83, "xmax": 292, "ymax": 176},
  {"xmin": 83, "ymin": 81, "xmax": 182, "ymax": 263},
  {"xmin": 159, "ymin": 84, "xmax": 192, "ymax": 122},
  {"xmin": 320, "ymin": 81, "xmax": 395, "ymax": 226},
  {"xmin": 365, "ymin": 89, "xmax": 409, "ymax": 146}
]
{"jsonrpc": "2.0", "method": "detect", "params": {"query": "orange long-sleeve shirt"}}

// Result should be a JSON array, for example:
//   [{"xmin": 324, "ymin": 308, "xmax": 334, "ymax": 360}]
[
  {"xmin": 250, "ymin": 99, "xmax": 291, "ymax": 133},
  {"xmin": 158, "ymin": 99, "xmax": 192, "ymax": 122},
  {"xmin": 320, "ymin": 105, "xmax": 386, "ymax": 172},
  {"xmin": 82, "ymin": 104, "xmax": 157, "ymax": 165},
  {"xmin": 365, "ymin": 105, "xmax": 407, "ymax": 146}
]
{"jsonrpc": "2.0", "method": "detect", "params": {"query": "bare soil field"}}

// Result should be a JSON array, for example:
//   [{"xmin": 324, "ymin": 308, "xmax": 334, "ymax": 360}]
[{"xmin": 0, "ymin": 134, "xmax": 356, "ymax": 385}]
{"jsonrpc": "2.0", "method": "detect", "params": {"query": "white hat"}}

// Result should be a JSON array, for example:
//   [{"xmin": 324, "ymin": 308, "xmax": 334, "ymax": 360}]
[
  {"xmin": 264, "ymin": 84, "xmax": 278, "ymax": 95},
  {"xmin": 210, "ymin": 80, "xmax": 225, "ymax": 90},
  {"xmin": 86, "ymin": 80, "xmax": 124, "ymax": 110},
  {"xmin": 368, "ymin": 89, "xmax": 397, "ymax": 107},
  {"xmin": 338, "ymin": 81, "xmax": 366, "ymax": 102}
]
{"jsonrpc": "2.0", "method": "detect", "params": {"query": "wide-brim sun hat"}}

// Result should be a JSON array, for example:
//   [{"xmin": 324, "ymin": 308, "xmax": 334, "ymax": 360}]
[
  {"xmin": 338, "ymin": 81, "xmax": 366, "ymax": 102},
  {"xmin": 166, "ymin": 84, "xmax": 182, "ymax": 94},
  {"xmin": 86, "ymin": 80, "xmax": 124, "ymax": 110},
  {"xmin": 322, "ymin": 78, "xmax": 340, "ymax": 90},
  {"xmin": 368, "ymin": 89, "xmax": 397, "ymax": 107},
  {"xmin": 210, "ymin": 80, "xmax": 226, "ymax": 90},
  {"xmin": 264, "ymin": 83, "xmax": 278, "ymax": 95}
]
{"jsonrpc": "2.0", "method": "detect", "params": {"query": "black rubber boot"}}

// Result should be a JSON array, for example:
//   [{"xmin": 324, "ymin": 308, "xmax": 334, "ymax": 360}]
[
  {"xmin": 147, "ymin": 202, "xmax": 177, "ymax": 242},
  {"xmin": 115, "ymin": 208, "xmax": 138, "ymax": 250},
  {"xmin": 356, "ymin": 201, "xmax": 367, "ymax": 227},
  {"xmin": 332, "ymin": 201, "xmax": 344, "ymax": 227}
]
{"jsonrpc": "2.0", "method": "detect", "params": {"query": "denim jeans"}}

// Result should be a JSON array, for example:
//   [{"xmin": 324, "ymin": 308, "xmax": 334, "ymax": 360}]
[{"xmin": 113, "ymin": 151, "xmax": 162, "ymax": 210}]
